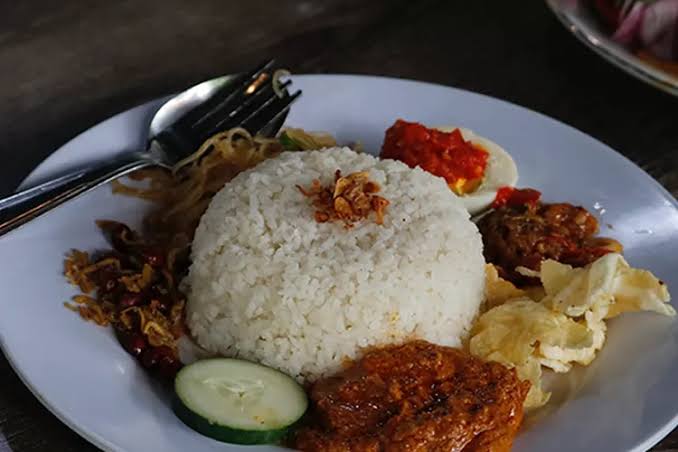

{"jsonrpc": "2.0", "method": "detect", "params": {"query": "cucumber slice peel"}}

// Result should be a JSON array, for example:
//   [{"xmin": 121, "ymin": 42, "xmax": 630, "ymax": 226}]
[{"xmin": 173, "ymin": 358, "xmax": 308, "ymax": 445}]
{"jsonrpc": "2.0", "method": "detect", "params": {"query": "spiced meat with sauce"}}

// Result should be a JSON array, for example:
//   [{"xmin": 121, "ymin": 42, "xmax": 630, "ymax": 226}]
[
  {"xmin": 293, "ymin": 341, "xmax": 530, "ymax": 452},
  {"xmin": 478, "ymin": 189, "xmax": 622, "ymax": 285}
]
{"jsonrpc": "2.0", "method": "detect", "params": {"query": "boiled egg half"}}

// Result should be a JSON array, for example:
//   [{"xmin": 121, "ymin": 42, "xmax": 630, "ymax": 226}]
[{"xmin": 435, "ymin": 126, "xmax": 518, "ymax": 214}]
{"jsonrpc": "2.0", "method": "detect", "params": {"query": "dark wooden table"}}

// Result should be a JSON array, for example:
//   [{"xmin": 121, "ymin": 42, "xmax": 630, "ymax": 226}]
[{"xmin": 1, "ymin": 1, "xmax": 676, "ymax": 451}]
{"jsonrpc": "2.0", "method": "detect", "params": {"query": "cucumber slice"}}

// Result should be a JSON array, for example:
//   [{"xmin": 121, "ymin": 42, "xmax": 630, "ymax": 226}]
[{"xmin": 173, "ymin": 358, "xmax": 307, "ymax": 445}]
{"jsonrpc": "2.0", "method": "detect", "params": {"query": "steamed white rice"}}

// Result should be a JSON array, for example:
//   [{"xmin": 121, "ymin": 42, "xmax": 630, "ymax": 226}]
[{"xmin": 184, "ymin": 147, "xmax": 485, "ymax": 381}]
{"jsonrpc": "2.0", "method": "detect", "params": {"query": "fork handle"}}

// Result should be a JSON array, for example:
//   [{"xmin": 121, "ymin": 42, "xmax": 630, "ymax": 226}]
[{"xmin": 0, "ymin": 152, "xmax": 154, "ymax": 237}]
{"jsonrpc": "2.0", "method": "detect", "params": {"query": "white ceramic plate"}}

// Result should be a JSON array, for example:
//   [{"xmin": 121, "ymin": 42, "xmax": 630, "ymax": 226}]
[
  {"xmin": 1, "ymin": 75, "xmax": 677, "ymax": 452},
  {"xmin": 546, "ymin": 0, "xmax": 678, "ymax": 97}
]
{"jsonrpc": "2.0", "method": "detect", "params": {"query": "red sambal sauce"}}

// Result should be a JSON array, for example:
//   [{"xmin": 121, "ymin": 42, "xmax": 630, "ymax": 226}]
[
  {"xmin": 380, "ymin": 119, "xmax": 489, "ymax": 195},
  {"xmin": 491, "ymin": 186, "xmax": 541, "ymax": 209}
]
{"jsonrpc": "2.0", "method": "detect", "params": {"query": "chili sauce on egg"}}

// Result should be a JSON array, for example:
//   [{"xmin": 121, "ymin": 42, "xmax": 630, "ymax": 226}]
[{"xmin": 380, "ymin": 119, "xmax": 518, "ymax": 214}]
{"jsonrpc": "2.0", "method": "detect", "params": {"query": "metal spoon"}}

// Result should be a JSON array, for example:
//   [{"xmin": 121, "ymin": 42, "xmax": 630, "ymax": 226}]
[{"xmin": 0, "ymin": 60, "xmax": 299, "ymax": 237}]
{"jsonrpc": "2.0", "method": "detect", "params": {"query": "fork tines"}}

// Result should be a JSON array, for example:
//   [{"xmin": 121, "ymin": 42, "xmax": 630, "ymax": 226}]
[
  {"xmin": 173, "ymin": 59, "xmax": 276, "ymax": 133},
  {"xmin": 240, "ymin": 89, "xmax": 301, "ymax": 137},
  {"xmin": 162, "ymin": 59, "xmax": 301, "ymax": 154}
]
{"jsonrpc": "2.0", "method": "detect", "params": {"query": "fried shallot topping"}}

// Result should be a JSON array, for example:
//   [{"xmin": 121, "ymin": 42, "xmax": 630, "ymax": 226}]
[{"xmin": 297, "ymin": 170, "xmax": 390, "ymax": 228}]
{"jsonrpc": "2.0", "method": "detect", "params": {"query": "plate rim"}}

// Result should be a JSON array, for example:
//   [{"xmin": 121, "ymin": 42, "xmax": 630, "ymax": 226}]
[
  {"xmin": 0, "ymin": 338, "xmax": 120, "ymax": 451},
  {"xmin": 6, "ymin": 73, "xmax": 678, "ymax": 452}
]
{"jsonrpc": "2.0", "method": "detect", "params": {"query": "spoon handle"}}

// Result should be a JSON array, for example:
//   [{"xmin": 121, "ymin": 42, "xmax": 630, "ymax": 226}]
[{"xmin": 0, "ymin": 152, "xmax": 154, "ymax": 237}]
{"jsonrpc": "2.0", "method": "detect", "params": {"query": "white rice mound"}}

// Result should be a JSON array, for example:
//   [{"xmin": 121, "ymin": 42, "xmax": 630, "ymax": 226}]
[{"xmin": 184, "ymin": 147, "xmax": 485, "ymax": 382}]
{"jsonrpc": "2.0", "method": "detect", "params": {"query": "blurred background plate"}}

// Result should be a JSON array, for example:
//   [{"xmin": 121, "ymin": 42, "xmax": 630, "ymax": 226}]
[{"xmin": 546, "ymin": 0, "xmax": 678, "ymax": 96}]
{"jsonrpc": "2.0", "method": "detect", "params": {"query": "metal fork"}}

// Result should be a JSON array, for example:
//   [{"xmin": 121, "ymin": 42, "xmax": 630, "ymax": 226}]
[{"xmin": 0, "ymin": 60, "xmax": 301, "ymax": 237}]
